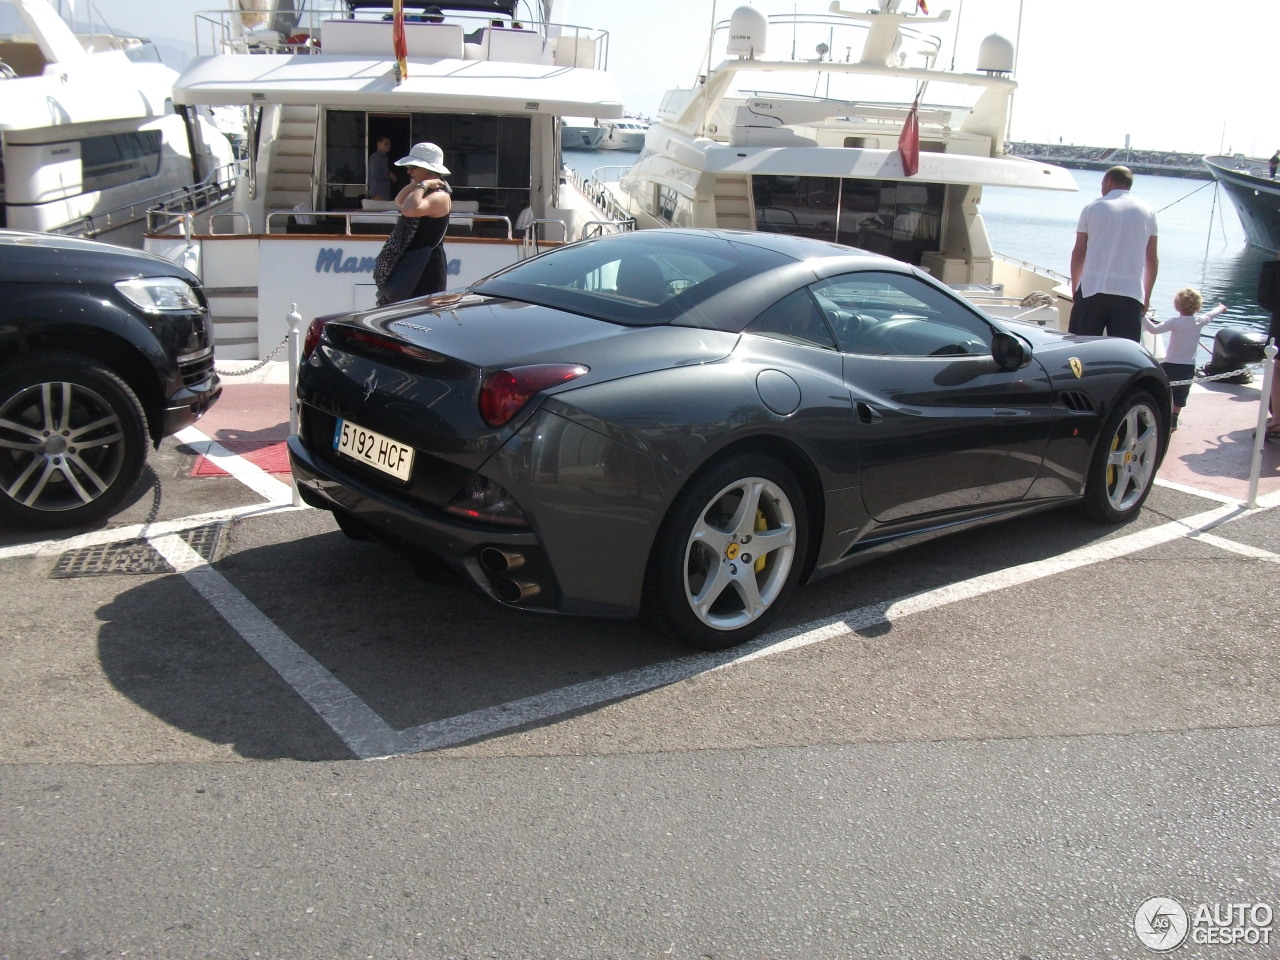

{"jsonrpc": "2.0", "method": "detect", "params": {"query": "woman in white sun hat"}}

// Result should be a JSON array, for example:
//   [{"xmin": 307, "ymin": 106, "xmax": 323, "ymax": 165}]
[{"xmin": 372, "ymin": 142, "xmax": 453, "ymax": 305}]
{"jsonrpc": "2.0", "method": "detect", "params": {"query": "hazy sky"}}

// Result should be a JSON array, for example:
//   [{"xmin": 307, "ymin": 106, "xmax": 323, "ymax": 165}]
[{"xmin": 65, "ymin": 0, "xmax": 1280, "ymax": 156}]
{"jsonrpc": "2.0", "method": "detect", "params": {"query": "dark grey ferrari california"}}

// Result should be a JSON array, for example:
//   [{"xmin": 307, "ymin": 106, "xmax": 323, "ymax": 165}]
[{"xmin": 289, "ymin": 229, "xmax": 1169, "ymax": 649}]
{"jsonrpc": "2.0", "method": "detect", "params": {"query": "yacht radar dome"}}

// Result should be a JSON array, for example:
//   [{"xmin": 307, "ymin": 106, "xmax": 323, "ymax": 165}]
[
  {"xmin": 727, "ymin": 6, "xmax": 767, "ymax": 59},
  {"xmin": 977, "ymin": 33, "xmax": 1015, "ymax": 75}
]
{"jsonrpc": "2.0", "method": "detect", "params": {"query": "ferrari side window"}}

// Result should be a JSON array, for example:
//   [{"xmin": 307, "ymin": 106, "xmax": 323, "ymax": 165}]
[
  {"xmin": 747, "ymin": 290, "xmax": 838, "ymax": 349},
  {"xmin": 813, "ymin": 272, "xmax": 994, "ymax": 358}
]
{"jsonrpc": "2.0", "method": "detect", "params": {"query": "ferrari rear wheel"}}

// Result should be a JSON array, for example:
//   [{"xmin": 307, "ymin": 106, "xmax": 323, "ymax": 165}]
[
  {"xmin": 646, "ymin": 454, "xmax": 807, "ymax": 650},
  {"xmin": 1079, "ymin": 388, "xmax": 1162, "ymax": 523}
]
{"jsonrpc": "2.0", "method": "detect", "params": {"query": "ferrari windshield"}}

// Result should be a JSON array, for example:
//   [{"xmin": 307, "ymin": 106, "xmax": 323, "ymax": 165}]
[{"xmin": 470, "ymin": 232, "xmax": 797, "ymax": 326}]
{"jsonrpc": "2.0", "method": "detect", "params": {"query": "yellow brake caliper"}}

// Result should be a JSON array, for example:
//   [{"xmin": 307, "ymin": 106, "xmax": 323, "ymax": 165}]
[{"xmin": 754, "ymin": 509, "xmax": 767, "ymax": 572}]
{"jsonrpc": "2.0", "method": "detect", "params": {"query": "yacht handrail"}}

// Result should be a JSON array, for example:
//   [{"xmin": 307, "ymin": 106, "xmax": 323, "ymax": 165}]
[
  {"xmin": 991, "ymin": 252, "xmax": 1071, "ymax": 285},
  {"xmin": 55, "ymin": 160, "xmax": 241, "ymax": 239},
  {"xmin": 564, "ymin": 166, "xmax": 634, "ymax": 231},
  {"xmin": 253, "ymin": 209, "xmax": 515, "ymax": 237},
  {"xmin": 710, "ymin": 10, "xmax": 946, "ymax": 71},
  {"xmin": 521, "ymin": 219, "xmax": 568, "ymax": 257},
  {"xmin": 206, "ymin": 212, "xmax": 251, "ymax": 236},
  {"xmin": 192, "ymin": 4, "xmax": 609, "ymax": 67}
]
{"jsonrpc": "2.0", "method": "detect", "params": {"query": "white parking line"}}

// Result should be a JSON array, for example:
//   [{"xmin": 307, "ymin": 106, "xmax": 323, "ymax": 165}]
[
  {"xmin": 148, "ymin": 534, "xmax": 404, "ymax": 759},
  {"xmin": 159, "ymin": 499, "xmax": 1269, "ymax": 759},
  {"xmin": 0, "ymin": 503, "xmax": 301, "ymax": 562},
  {"xmin": 174, "ymin": 426, "xmax": 296, "ymax": 505},
  {"xmin": 13, "ymin": 467, "xmax": 1278, "ymax": 759}
]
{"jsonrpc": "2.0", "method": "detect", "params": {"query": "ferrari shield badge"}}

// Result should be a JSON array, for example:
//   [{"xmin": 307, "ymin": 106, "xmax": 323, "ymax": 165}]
[{"xmin": 1069, "ymin": 358, "xmax": 1084, "ymax": 379}]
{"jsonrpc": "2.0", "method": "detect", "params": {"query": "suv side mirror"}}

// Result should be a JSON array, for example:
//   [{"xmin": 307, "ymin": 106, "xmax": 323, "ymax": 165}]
[{"xmin": 992, "ymin": 331, "xmax": 1027, "ymax": 370}]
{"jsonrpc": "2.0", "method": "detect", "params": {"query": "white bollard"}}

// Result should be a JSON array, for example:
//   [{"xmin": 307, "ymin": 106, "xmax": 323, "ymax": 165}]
[
  {"xmin": 286, "ymin": 302, "xmax": 303, "ymax": 508},
  {"xmin": 1246, "ymin": 338, "xmax": 1277, "ymax": 509}
]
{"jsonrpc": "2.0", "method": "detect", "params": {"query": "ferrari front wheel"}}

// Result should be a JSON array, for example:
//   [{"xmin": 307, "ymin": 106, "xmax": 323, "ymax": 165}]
[
  {"xmin": 1080, "ymin": 388, "xmax": 1163, "ymax": 523},
  {"xmin": 646, "ymin": 454, "xmax": 807, "ymax": 650}
]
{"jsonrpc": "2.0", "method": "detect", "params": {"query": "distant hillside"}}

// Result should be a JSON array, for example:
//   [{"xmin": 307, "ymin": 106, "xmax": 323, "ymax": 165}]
[{"xmin": 1008, "ymin": 142, "xmax": 1209, "ymax": 180}]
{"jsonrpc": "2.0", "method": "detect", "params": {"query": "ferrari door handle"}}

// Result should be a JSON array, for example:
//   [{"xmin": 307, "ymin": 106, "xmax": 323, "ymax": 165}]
[{"xmin": 856, "ymin": 401, "xmax": 882, "ymax": 424}]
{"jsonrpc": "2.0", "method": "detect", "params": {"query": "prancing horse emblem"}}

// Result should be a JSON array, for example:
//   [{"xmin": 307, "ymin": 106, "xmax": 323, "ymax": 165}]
[
  {"xmin": 363, "ymin": 370, "xmax": 378, "ymax": 401},
  {"xmin": 1069, "ymin": 358, "xmax": 1084, "ymax": 379}
]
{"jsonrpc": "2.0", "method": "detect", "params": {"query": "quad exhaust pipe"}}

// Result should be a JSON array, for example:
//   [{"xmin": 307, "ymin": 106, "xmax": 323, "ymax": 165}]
[
  {"xmin": 479, "ymin": 547, "xmax": 525, "ymax": 574},
  {"xmin": 494, "ymin": 578, "xmax": 541, "ymax": 603},
  {"xmin": 479, "ymin": 548, "xmax": 541, "ymax": 604}
]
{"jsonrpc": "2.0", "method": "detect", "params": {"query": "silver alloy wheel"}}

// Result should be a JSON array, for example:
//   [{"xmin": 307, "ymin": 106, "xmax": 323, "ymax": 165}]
[
  {"xmin": 1103, "ymin": 399, "xmax": 1160, "ymax": 513},
  {"xmin": 0, "ymin": 378, "xmax": 129, "ymax": 514},
  {"xmin": 682, "ymin": 474, "xmax": 798, "ymax": 632}
]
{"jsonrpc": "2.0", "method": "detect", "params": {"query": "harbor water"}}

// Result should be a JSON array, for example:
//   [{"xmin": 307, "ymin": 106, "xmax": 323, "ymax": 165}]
[
  {"xmin": 565, "ymin": 151, "xmax": 1272, "ymax": 354},
  {"xmin": 980, "ymin": 170, "xmax": 1270, "ymax": 344}
]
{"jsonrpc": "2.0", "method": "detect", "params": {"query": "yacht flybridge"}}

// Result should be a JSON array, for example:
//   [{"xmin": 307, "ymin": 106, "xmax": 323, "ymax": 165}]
[
  {"xmin": 0, "ymin": 0, "xmax": 237, "ymax": 246},
  {"xmin": 145, "ymin": 0, "xmax": 631, "ymax": 359},
  {"xmin": 610, "ymin": 0, "xmax": 1078, "ymax": 324}
]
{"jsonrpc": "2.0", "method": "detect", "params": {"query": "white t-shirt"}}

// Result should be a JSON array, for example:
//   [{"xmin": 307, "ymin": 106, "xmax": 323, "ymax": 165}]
[
  {"xmin": 1143, "ymin": 311, "xmax": 1214, "ymax": 365},
  {"xmin": 1076, "ymin": 189, "xmax": 1158, "ymax": 302}
]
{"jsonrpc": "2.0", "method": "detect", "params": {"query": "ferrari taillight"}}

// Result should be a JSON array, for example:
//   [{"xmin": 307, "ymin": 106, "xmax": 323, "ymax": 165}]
[
  {"xmin": 301, "ymin": 317, "xmax": 328, "ymax": 359},
  {"xmin": 478, "ymin": 364, "xmax": 589, "ymax": 427}
]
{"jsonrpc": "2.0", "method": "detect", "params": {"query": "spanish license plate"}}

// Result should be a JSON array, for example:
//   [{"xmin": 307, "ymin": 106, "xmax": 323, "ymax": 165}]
[{"xmin": 333, "ymin": 419, "xmax": 414, "ymax": 482}]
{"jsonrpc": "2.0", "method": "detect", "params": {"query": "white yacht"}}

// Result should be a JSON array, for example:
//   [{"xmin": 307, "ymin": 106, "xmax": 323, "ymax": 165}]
[
  {"xmin": 609, "ymin": 1, "xmax": 1078, "ymax": 326},
  {"xmin": 145, "ymin": 0, "xmax": 632, "ymax": 359},
  {"xmin": 597, "ymin": 117, "xmax": 648, "ymax": 151},
  {"xmin": 561, "ymin": 116, "xmax": 603, "ymax": 150},
  {"xmin": 0, "ymin": 0, "xmax": 237, "ymax": 247}
]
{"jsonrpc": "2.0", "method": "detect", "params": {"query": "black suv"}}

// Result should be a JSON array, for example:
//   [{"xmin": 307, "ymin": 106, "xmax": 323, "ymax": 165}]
[{"xmin": 0, "ymin": 230, "xmax": 222, "ymax": 528}]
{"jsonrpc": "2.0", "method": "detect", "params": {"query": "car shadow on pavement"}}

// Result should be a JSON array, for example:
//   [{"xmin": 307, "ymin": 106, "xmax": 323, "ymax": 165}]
[
  {"xmin": 94, "ymin": 522, "xmax": 687, "ymax": 761},
  {"xmin": 85, "ymin": 484, "xmax": 1226, "ymax": 762}
]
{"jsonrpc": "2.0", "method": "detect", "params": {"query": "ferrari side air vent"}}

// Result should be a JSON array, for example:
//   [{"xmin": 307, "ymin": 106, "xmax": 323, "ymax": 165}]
[{"xmin": 1059, "ymin": 390, "xmax": 1096, "ymax": 413}]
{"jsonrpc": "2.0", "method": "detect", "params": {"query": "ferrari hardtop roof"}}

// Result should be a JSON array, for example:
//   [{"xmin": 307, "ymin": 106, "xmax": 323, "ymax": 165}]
[{"xmin": 594, "ymin": 227, "xmax": 911, "ymax": 270}]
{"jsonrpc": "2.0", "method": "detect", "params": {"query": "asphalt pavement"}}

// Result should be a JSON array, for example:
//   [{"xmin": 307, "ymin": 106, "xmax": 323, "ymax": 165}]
[{"xmin": 1, "ymin": 363, "xmax": 1278, "ymax": 959}]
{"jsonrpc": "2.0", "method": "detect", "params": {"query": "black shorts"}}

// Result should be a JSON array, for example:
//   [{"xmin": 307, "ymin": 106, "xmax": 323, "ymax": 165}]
[
  {"xmin": 1161, "ymin": 361, "xmax": 1195, "ymax": 407},
  {"xmin": 1068, "ymin": 291, "xmax": 1144, "ymax": 341}
]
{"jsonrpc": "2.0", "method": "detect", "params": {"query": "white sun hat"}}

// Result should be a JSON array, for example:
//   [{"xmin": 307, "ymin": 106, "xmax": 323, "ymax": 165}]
[{"xmin": 395, "ymin": 142, "xmax": 451, "ymax": 175}]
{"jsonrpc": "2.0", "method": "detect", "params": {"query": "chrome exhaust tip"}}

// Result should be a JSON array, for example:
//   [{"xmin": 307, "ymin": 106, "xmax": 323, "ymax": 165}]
[
  {"xmin": 494, "ymin": 578, "xmax": 541, "ymax": 603},
  {"xmin": 479, "ymin": 547, "xmax": 526, "ymax": 575}
]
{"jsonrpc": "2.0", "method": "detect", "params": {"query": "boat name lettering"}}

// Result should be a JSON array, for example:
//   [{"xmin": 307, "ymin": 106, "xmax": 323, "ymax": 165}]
[
  {"xmin": 312, "ymin": 249, "xmax": 463, "ymax": 277},
  {"xmin": 315, "ymin": 248, "xmax": 376, "ymax": 275}
]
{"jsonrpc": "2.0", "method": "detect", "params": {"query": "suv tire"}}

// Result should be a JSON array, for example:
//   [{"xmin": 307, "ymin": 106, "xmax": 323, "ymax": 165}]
[{"xmin": 0, "ymin": 353, "xmax": 148, "ymax": 528}]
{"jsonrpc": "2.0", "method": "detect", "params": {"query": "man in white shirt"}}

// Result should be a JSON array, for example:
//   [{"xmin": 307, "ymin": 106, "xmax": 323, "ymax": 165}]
[{"xmin": 1068, "ymin": 165, "xmax": 1158, "ymax": 341}]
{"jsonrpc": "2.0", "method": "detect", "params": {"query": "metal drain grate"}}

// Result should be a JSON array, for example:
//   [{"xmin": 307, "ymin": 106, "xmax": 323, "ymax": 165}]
[{"xmin": 51, "ymin": 524, "xmax": 224, "ymax": 579}]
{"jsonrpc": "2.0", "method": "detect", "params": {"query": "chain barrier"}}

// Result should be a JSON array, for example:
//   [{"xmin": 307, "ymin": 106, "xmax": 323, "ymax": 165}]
[
  {"xmin": 1148, "ymin": 309, "xmax": 1274, "ymax": 387},
  {"xmin": 214, "ymin": 335, "xmax": 289, "ymax": 377},
  {"xmin": 1166, "ymin": 361, "xmax": 1269, "ymax": 388}
]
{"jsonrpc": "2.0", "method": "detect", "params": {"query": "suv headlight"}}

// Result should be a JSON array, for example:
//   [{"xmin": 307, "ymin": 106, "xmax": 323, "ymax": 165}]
[{"xmin": 115, "ymin": 277, "xmax": 202, "ymax": 313}]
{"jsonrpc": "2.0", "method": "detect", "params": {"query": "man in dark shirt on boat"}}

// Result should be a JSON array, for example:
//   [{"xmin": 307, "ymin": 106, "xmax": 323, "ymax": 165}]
[
  {"xmin": 1270, "ymin": 151, "xmax": 1279, "ymax": 179},
  {"xmin": 367, "ymin": 136, "xmax": 396, "ymax": 201},
  {"xmin": 1068, "ymin": 165, "xmax": 1158, "ymax": 342}
]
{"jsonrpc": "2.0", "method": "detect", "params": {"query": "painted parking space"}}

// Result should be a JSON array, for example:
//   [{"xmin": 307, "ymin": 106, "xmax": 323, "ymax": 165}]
[{"xmin": 3, "ymin": 426, "xmax": 1278, "ymax": 763}]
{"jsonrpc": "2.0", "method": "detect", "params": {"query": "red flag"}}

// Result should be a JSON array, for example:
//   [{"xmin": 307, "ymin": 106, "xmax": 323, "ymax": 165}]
[
  {"xmin": 917, "ymin": 1, "xmax": 930, "ymax": 13},
  {"xmin": 898, "ymin": 96, "xmax": 920, "ymax": 177},
  {"xmin": 392, "ymin": 0, "xmax": 408, "ymax": 81}
]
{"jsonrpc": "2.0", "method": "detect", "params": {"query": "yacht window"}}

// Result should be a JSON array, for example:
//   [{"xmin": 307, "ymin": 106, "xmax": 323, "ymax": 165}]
[
  {"xmin": 751, "ymin": 174, "xmax": 944, "ymax": 267},
  {"xmin": 81, "ymin": 131, "xmax": 163, "ymax": 192},
  {"xmin": 324, "ymin": 110, "xmax": 532, "ymax": 225},
  {"xmin": 656, "ymin": 184, "xmax": 678, "ymax": 224}
]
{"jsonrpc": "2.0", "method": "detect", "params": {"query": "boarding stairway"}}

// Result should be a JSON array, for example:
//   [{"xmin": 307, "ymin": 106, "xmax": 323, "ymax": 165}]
[{"xmin": 264, "ymin": 104, "xmax": 320, "ymax": 220}]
